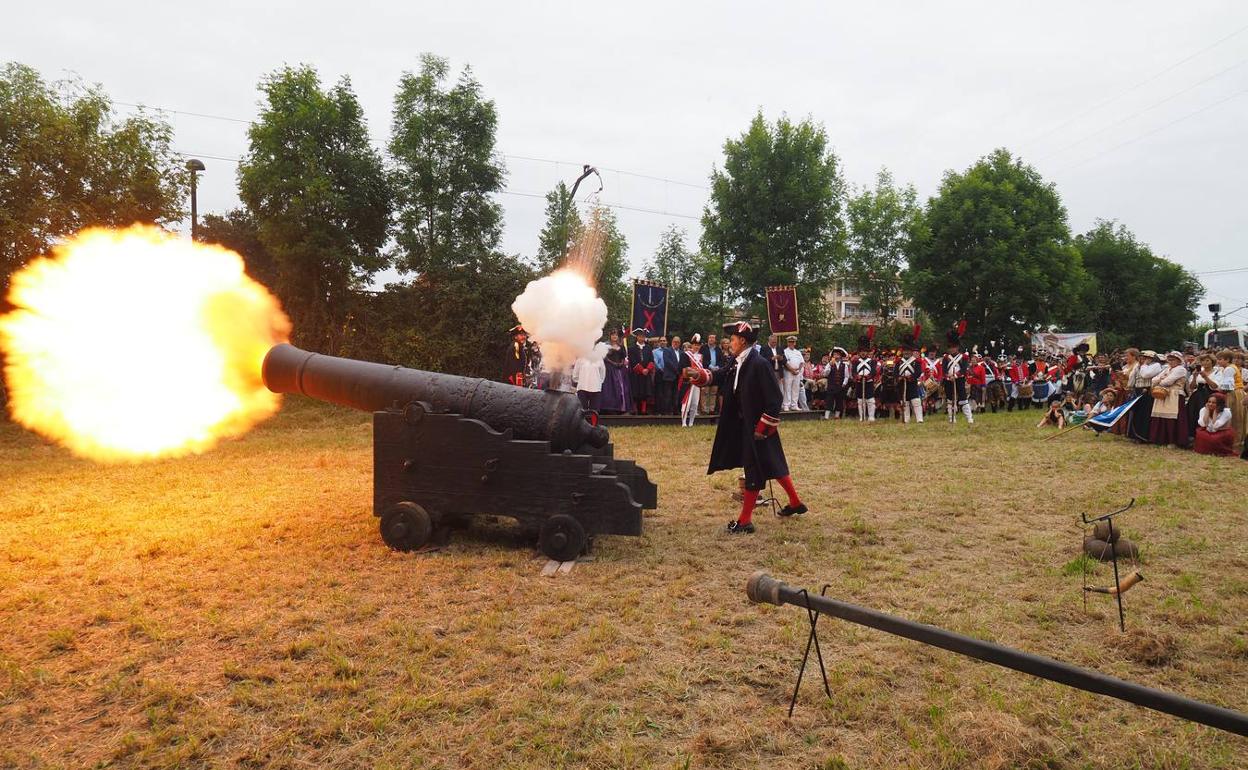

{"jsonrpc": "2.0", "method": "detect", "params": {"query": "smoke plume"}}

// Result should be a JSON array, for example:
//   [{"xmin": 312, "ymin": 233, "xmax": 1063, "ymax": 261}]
[{"xmin": 511, "ymin": 269, "xmax": 607, "ymax": 372}]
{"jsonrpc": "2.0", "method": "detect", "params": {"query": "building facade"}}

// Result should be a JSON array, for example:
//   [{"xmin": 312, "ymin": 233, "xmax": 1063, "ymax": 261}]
[{"xmin": 824, "ymin": 280, "xmax": 917, "ymax": 324}]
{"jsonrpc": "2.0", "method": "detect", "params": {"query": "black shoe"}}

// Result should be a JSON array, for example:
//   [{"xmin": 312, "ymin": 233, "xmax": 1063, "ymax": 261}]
[
  {"xmin": 727, "ymin": 520, "xmax": 755, "ymax": 534},
  {"xmin": 778, "ymin": 503, "xmax": 808, "ymax": 517}
]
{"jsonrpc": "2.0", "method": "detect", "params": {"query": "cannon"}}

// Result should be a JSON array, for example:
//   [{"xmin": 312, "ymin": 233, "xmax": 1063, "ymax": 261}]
[{"xmin": 261, "ymin": 344, "xmax": 656, "ymax": 561}]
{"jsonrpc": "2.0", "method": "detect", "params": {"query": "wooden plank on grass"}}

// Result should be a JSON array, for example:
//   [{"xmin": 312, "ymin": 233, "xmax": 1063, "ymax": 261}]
[
  {"xmin": 540, "ymin": 560, "xmax": 560, "ymax": 577},
  {"xmin": 557, "ymin": 560, "xmax": 575, "ymax": 574}
]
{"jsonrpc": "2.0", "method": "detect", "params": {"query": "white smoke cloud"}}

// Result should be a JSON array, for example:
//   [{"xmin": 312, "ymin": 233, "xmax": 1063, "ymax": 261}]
[{"xmin": 511, "ymin": 269, "xmax": 608, "ymax": 372}]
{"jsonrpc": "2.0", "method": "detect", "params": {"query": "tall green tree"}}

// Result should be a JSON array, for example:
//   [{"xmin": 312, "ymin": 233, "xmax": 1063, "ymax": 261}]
[
  {"xmin": 198, "ymin": 208, "xmax": 278, "ymax": 291},
  {"xmin": 534, "ymin": 181, "xmax": 581, "ymax": 273},
  {"xmin": 845, "ymin": 168, "xmax": 922, "ymax": 319},
  {"xmin": 0, "ymin": 62, "xmax": 185, "ymax": 292},
  {"xmin": 340, "ymin": 254, "xmax": 536, "ymax": 379},
  {"xmin": 906, "ymin": 148, "xmax": 1087, "ymax": 346},
  {"xmin": 1061, "ymin": 220, "xmax": 1201, "ymax": 350},
  {"xmin": 643, "ymin": 225, "xmax": 723, "ymax": 337},
  {"xmin": 238, "ymin": 65, "xmax": 390, "ymax": 353},
  {"xmin": 701, "ymin": 111, "xmax": 847, "ymax": 331},
  {"xmin": 389, "ymin": 54, "xmax": 504, "ymax": 274}
]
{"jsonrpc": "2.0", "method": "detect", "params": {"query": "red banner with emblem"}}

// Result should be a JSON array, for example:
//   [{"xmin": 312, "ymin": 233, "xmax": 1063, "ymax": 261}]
[{"xmin": 765, "ymin": 285, "xmax": 799, "ymax": 335}]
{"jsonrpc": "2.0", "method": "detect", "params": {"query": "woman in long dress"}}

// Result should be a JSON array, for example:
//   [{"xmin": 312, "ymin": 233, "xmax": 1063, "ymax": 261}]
[
  {"xmin": 1127, "ymin": 349, "xmax": 1162, "ymax": 442},
  {"xmin": 597, "ymin": 330, "xmax": 631, "ymax": 414},
  {"xmin": 1213, "ymin": 350, "xmax": 1245, "ymax": 455},
  {"xmin": 1193, "ymin": 393, "xmax": 1235, "ymax": 456},
  {"xmin": 1148, "ymin": 351, "xmax": 1189, "ymax": 447},
  {"xmin": 1187, "ymin": 355, "xmax": 1217, "ymax": 444}
]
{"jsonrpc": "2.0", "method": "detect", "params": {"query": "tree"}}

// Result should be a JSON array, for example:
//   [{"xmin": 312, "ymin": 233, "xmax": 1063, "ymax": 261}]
[
  {"xmin": 701, "ymin": 111, "xmax": 847, "ymax": 332},
  {"xmin": 198, "ymin": 208, "xmax": 278, "ymax": 291},
  {"xmin": 389, "ymin": 54, "xmax": 505, "ymax": 274},
  {"xmin": 906, "ymin": 148, "xmax": 1087, "ymax": 346},
  {"xmin": 534, "ymin": 181, "xmax": 582, "ymax": 273},
  {"xmin": 643, "ymin": 225, "xmax": 724, "ymax": 337},
  {"xmin": 340, "ymin": 254, "xmax": 536, "ymax": 379},
  {"xmin": 845, "ymin": 168, "xmax": 922, "ymax": 319},
  {"xmin": 238, "ymin": 65, "xmax": 390, "ymax": 353},
  {"xmin": 0, "ymin": 62, "xmax": 185, "ymax": 292},
  {"xmin": 1062, "ymin": 220, "xmax": 1202, "ymax": 350}
]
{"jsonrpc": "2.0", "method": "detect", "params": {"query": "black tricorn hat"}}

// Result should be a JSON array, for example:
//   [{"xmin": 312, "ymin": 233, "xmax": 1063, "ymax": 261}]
[
  {"xmin": 901, "ymin": 323, "xmax": 920, "ymax": 351},
  {"xmin": 723, "ymin": 321, "xmax": 758, "ymax": 345},
  {"xmin": 946, "ymin": 319, "xmax": 967, "ymax": 348},
  {"xmin": 509, "ymin": 324, "xmax": 527, "ymax": 336}
]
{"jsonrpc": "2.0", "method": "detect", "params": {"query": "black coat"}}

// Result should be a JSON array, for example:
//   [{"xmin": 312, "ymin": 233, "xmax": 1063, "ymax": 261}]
[
  {"xmin": 503, "ymin": 340, "xmax": 527, "ymax": 378},
  {"xmin": 758, "ymin": 344, "xmax": 783, "ymax": 375},
  {"xmin": 707, "ymin": 349, "xmax": 790, "ymax": 489},
  {"xmin": 628, "ymin": 342, "xmax": 654, "ymax": 399},
  {"xmin": 896, "ymin": 356, "xmax": 922, "ymax": 401},
  {"xmin": 703, "ymin": 346, "xmax": 726, "ymax": 370},
  {"xmin": 656, "ymin": 346, "xmax": 681, "ymax": 381}
]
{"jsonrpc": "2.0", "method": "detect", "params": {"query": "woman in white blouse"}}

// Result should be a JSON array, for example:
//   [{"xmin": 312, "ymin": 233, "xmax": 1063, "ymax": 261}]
[
  {"xmin": 1146, "ymin": 351, "xmax": 1188, "ymax": 446},
  {"xmin": 1212, "ymin": 349, "xmax": 1245, "ymax": 454},
  {"xmin": 1194, "ymin": 392, "xmax": 1234, "ymax": 456}
]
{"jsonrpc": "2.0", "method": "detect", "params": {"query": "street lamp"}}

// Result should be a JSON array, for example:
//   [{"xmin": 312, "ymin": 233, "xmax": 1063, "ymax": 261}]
[{"xmin": 186, "ymin": 158, "xmax": 206, "ymax": 241}]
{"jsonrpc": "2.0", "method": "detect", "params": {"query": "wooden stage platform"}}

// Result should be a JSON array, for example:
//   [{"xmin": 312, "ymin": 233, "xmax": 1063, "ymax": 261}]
[{"xmin": 596, "ymin": 410, "xmax": 826, "ymax": 427}]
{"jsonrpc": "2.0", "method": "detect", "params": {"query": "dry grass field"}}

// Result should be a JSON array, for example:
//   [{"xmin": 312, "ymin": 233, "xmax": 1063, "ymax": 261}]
[{"xmin": 2, "ymin": 400, "xmax": 1247, "ymax": 769}]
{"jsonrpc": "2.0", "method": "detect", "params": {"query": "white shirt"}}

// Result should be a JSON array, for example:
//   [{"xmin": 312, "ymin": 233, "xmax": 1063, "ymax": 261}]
[
  {"xmin": 1136, "ymin": 361, "xmax": 1162, "ymax": 384},
  {"xmin": 733, "ymin": 347, "xmax": 751, "ymax": 391},
  {"xmin": 783, "ymin": 347, "xmax": 804, "ymax": 375},
  {"xmin": 572, "ymin": 356, "xmax": 606, "ymax": 393},
  {"xmin": 1198, "ymin": 407, "xmax": 1231, "ymax": 432},
  {"xmin": 1212, "ymin": 365, "xmax": 1236, "ymax": 391}
]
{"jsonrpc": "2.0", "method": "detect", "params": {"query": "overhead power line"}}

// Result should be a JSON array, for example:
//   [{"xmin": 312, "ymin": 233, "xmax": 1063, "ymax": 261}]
[
  {"xmin": 170, "ymin": 151, "xmax": 701, "ymax": 221},
  {"xmin": 122, "ymin": 99, "xmax": 709, "ymax": 190},
  {"xmin": 1054, "ymin": 89, "xmax": 1246, "ymax": 172},
  {"xmin": 1021, "ymin": 19, "xmax": 1248, "ymax": 150},
  {"xmin": 1039, "ymin": 55, "xmax": 1248, "ymax": 161}
]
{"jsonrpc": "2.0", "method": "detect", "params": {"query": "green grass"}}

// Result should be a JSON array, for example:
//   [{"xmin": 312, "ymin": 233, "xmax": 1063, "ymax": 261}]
[{"xmin": 1, "ymin": 399, "xmax": 1246, "ymax": 768}]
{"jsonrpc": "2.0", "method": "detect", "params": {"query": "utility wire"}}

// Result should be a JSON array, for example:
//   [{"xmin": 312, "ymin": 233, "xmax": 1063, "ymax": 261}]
[
  {"xmin": 122, "ymin": 100, "xmax": 709, "ymax": 190},
  {"xmin": 1039, "ymin": 55, "xmax": 1248, "ymax": 161},
  {"xmin": 170, "ymin": 151, "xmax": 702, "ymax": 221},
  {"xmin": 1021, "ymin": 19, "xmax": 1248, "ymax": 150},
  {"xmin": 1054, "ymin": 89, "xmax": 1247, "ymax": 172}
]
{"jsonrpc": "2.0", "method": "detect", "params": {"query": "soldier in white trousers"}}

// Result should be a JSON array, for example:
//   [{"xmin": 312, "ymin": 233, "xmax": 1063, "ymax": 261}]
[{"xmin": 897, "ymin": 334, "xmax": 924, "ymax": 423}]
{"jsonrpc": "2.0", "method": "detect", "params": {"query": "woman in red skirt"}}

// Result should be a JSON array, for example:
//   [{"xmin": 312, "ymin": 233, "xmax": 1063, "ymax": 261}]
[
  {"xmin": 1194, "ymin": 392, "xmax": 1235, "ymax": 456},
  {"xmin": 1148, "ymin": 351, "xmax": 1190, "ymax": 447}
]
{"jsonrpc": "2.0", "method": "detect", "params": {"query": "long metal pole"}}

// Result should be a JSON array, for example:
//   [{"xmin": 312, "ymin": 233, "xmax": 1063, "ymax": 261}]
[
  {"xmin": 747, "ymin": 572, "xmax": 1248, "ymax": 736},
  {"xmin": 190, "ymin": 170, "xmax": 199, "ymax": 242}
]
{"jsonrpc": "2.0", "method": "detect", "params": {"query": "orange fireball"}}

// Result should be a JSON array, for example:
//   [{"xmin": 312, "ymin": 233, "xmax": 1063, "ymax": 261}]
[{"xmin": 0, "ymin": 225, "xmax": 291, "ymax": 462}]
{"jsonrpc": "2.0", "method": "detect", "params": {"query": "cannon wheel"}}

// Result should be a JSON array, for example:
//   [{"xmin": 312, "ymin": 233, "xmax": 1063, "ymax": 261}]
[
  {"xmin": 380, "ymin": 502, "xmax": 433, "ymax": 551},
  {"xmin": 539, "ymin": 514, "xmax": 586, "ymax": 562}
]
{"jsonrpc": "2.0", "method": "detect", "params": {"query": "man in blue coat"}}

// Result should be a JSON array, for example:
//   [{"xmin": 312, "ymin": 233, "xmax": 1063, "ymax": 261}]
[{"xmin": 691, "ymin": 321, "xmax": 807, "ymax": 533}]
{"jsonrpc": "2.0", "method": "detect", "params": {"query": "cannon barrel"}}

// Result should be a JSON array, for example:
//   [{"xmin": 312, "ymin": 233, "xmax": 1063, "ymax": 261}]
[{"xmin": 262, "ymin": 344, "xmax": 609, "ymax": 452}]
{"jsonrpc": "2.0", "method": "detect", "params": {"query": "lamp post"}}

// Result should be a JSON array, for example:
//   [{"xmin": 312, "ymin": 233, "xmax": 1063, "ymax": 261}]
[{"xmin": 186, "ymin": 158, "xmax": 205, "ymax": 241}]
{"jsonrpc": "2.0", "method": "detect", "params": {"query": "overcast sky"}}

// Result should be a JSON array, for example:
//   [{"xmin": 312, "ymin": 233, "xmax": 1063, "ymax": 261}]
[{"xmin": 6, "ymin": 1, "xmax": 1247, "ymax": 324}]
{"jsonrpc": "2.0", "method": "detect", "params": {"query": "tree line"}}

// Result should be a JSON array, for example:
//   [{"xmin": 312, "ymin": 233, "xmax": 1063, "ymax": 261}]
[{"xmin": 2, "ymin": 58, "xmax": 1204, "ymax": 382}]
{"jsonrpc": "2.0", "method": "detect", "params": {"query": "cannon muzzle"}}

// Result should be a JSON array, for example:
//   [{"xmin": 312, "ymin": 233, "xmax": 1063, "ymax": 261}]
[{"xmin": 262, "ymin": 344, "xmax": 609, "ymax": 452}]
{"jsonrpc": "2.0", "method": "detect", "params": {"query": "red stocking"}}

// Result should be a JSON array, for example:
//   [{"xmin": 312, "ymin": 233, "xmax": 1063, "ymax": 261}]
[
  {"xmin": 776, "ymin": 475, "xmax": 802, "ymax": 508},
  {"xmin": 738, "ymin": 488, "xmax": 759, "ymax": 525}
]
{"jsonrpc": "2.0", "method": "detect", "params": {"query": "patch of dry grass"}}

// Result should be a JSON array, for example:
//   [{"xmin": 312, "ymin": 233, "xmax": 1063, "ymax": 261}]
[{"xmin": 2, "ymin": 400, "xmax": 1246, "ymax": 768}]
